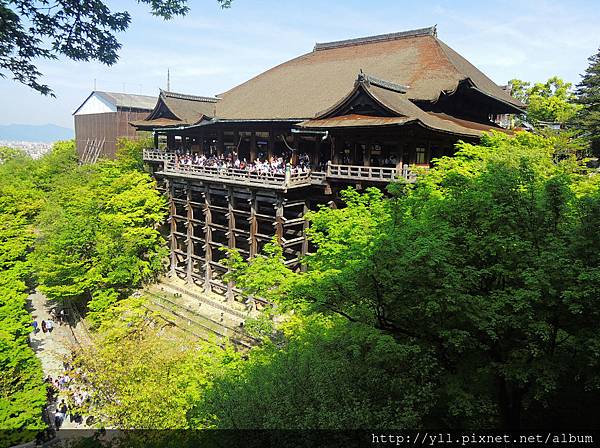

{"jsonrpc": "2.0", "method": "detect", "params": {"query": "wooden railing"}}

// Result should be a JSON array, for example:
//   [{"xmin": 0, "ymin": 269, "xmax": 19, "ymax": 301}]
[
  {"xmin": 143, "ymin": 148, "xmax": 175, "ymax": 162},
  {"xmin": 162, "ymin": 160, "xmax": 313, "ymax": 188},
  {"xmin": 144, "ymin": 150, "xmax": 419, "ymax": 186},
  {"xmin": 326, "ymin": 162, "xmax": 417, "ymax": 182}
]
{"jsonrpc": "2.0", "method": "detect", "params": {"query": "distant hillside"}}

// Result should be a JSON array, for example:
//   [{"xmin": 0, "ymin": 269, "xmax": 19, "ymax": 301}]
[{"xmin": 0, "ymin": 123, "xmax": 73, "ymax": 143}]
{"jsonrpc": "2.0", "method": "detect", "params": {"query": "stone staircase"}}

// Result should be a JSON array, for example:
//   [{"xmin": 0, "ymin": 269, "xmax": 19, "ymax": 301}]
[{"xmin": 144, "ymin": 279, "xmax": 260, "ymax": 349}]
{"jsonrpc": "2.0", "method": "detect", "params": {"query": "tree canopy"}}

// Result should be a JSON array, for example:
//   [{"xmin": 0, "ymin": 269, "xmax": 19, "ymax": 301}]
[
  {"xmin": 575, "ymin": 47, "xmax": 600, "ymax": 155},
  {"xmin": 0, "ymin": 0, "xmax": 231, "ymax": 95},
  {"xmin": 225, "ymin": 131, "xmax": 600, "ymax": 430},
  {"xmin": 509, "ymin": 76, "xmax": 581, "ymax": 126}
]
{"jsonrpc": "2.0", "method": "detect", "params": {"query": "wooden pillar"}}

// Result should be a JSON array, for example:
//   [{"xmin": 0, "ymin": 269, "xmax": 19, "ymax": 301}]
[
  {"xmin": 168, "ymin": 180, "xmax": 177, "ymax": 276},
  {"xmin": 167, "ymin": 134, "xmax": 175, "ymax": 150},
  {"xmin": 426, "ymin": 140, "xmax": 432, "ymax": 165},
  {"xmin": 249, "ymin": 192, "xmax": 258, "ymax": 257},
  {"xmin": 314, "ymin": 138, "xmax": 321, "ymax": 169},
  {"xmin": 203, "ymin": 185, "xmax": 212, "ymax": 294},
  {"xmin": 226, "ymin": 187, "xmax": 235, "ymax": 301},
  {"xmin": 250, "ymin": 131, "xmax": 257, "ymax": 162},
  {"xmin": 267, "ymin": 129, "xmax": 274, "ymax": 160},
  {"xmin": 234, "ymin": 130, "xmax": 240, "ymax": 159},
  {"xmin": 331, "ymin": 136, "xmax": 339, "ymax": 164},
  {"xmin": 301, "ymin": 201, "xmax": 309, "ymax": 265},
  {"xmin": 217, "ymin": 128, "xmax": 224, "ymax": 157},
  {"xmin": 292, "ymin": 133, "xmax": 299, "ymax": 165},
  {"xmin": 364, "ymin": 144, "xmax": 372, "ymax": 167},
  {"xmin": 185, "ymin": 183, "xmax": 193, "ymax": 283},
  {"xmin": 153, "ymin": 132, "xmax": 159, "ymax": 149},
  {"xmin": 275, "ymin": 196, "xmax": 284, "ymax": 244}
]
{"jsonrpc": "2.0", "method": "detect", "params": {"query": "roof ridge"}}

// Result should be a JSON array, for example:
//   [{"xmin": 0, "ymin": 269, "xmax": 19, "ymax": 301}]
[
  {"xmin": 358, "ymin": 72, "xmax": 409, "ymax": 93},
  {"xmin": 160, "ymin": 89, "xmax": 219, "ymax": 103},
  {"xmin": 314, "ymin": 26, "xmax": 436, "ymax": 51},
  {"xmin": 94, "ymin": 90, "xmax": 156, "ymax": 98}
]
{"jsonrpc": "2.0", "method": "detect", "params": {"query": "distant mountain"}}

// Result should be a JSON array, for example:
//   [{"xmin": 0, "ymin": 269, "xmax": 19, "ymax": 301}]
[{"xmin": 0, "ymin": 123, "xmax": 73, "ymax": 143}]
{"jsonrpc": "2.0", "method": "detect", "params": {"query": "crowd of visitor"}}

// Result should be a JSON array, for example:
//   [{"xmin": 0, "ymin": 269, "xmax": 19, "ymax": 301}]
[
  {"xmin": 171, "ymin": 149, "xmax": 313, "ymax": 176},
  {"xmin": 45, "ymin": 354, "xmax": 93, "ymax": 431}
]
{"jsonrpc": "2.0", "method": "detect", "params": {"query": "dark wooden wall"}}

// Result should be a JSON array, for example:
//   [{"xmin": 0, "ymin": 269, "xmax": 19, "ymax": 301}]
[{"xmin": 74, "ymin": 109, "xmax": 149, "ymax": 160}]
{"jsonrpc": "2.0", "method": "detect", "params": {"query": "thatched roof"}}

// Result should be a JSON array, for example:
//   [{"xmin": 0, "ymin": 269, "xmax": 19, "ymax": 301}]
[{"xmin": 215, "ymin": 26, "xmax": 523, "ymax": 120}]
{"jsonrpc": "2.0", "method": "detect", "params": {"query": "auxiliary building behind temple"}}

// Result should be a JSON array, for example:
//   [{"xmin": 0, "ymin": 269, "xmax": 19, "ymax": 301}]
[{"xmin": 126, "ymin": 26, "xmax": 523, "ymax": 300}]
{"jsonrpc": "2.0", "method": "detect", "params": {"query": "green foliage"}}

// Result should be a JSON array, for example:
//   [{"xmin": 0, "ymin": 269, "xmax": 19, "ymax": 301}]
[
  {"xmin": 190, "ymin": 315, "xmax": 437, "ymax": 429},
  {"xmin": 509, "ymin": 76, "xmax": 581, "ymax": 126},
  {"xmin": 0, "ymin": 146, "xmax": 28, "ymax": 164},
  {"xmin": 575, "ymin": 47, "xmax": 600, "ymax": 155},
  {"xmin": 226, "ymin": 131, "xmax": 600, "ymax": 429},
  {"xmin": 0, "ymin": 146, "xmax": 46, "ymax": 440},
  {"xmin": 32, "ymin": 139, "xmax": 167, "ymax": 326},
  {"xmin": 0, "ymin": 0, "xmax": 232, "ymax": 95},
  {"xmin": 0, "ymin": 136, "xmax": 170, "ymax": 441},
  {"xmin": 74, "ymin": 297, "xmax": 231, "ymax": 429}
]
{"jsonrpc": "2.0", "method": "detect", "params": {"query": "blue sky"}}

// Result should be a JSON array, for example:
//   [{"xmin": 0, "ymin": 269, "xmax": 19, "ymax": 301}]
[{"xmin": 1, "ymin": 0, "xmax": 599, "ymax": 129}]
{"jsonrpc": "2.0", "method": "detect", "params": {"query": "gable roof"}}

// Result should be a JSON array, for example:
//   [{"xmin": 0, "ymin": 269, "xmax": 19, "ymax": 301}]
[
  {"xmin": 157, "ymin": 90, "xmax": 219, "ymax": 123},
  {"xmin": 298, "ymin": 72, "xmax": 508, "ymax": 138},
  {"xmin": 215, "ymin": 26, "xmax": 523, "ymax": 120},
  {"xmin": 130, "ymin": 90, "xmax": 219, "ymax": 129},
  {"xmin": 73, "ymin": 91, "xmax": 157, "ymax": 115}
]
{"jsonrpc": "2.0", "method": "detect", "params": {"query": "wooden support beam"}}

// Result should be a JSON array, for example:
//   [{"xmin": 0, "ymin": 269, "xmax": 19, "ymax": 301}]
[
  {"xmin": 217, "ymin": 128, "xmax": 224, "ymax": 157},
  {"xmin": 249, "ymin": 192, "xmax": 258, "ymax": 257},
  {"xmin": 301, "ymin": 201, "xmax": 309, "ymax": 258},
  {"xmin": 168, "ymin": 179, "xmax": 177, "ymax": 276},
  {"xmin": 226, "ymin": 187, "xmax": 236, "ymax": 301},
  {"xmin": 292, "ymin": 133, "xmax": 299, "ymax": 165},
  {"xmin": 250, "ymin": 132, "xmax": 257, "ymax": 163},
  {"xmin": 364, "ymin": 143, "xmax": 372, "ymax": 167},
  {"xmin": 275, "ymin": 195, "xmax": 284, "ymax": 244},
  {"xmin": 267, "ymin": 129, "xmax": 274, "ymax": 160},
  {"xmin": 204, "ymin": 185, "xmax": 212, "ymax": 294},
  {"xmin": 186, "ymin": 182, "xmax": 193, "ymax": 283}
]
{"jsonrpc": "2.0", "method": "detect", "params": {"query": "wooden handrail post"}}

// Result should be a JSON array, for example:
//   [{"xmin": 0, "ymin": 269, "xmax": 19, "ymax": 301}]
[{"xmin": 402, "ymin": 164, "xmax": 409, "ymax": 179}]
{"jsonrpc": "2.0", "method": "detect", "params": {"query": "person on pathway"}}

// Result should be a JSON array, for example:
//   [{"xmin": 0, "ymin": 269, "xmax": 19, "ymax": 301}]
[
  {"xmin": 47, "ymin": 319, "xmax": 54, "ymax": 333},
  {"xmin": 59, "ymin": 400, "xmax": 68, "ymax": 420},
  {"xmin": 41, "ymin": 320, "xmax": 47, "ymax": 333},
  {"xmin": 59, "ymin": 309, "xmax": 66, "ymax": 324},
  {"xmin": 32, "ymin": 320, "xmax": 39, "ymax": 333},
  {"xmin": 54, "ymin": 409, "xmax": 64, "ymax": 430}
]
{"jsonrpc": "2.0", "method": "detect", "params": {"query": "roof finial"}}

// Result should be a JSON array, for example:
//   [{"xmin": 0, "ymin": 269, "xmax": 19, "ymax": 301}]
[{"xmin": 167, "ymin": 68, "xmax": 170, "ymax": 91}]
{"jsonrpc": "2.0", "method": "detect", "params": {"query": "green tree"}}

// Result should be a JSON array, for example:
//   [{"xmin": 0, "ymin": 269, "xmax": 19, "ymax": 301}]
[
  {"xmin": 0, "ymin": 0, "xmax": 232, "ymax": 95},
  {"xmin": 32, "ymin": 139, "xmax": 167, "ymax": 325},
  {"xmin": 575, "ymin": 47, "xmax": 600, "ymax": 156},
  {"xmin": 73, "ymin": 296, "xmax": 229, "ymax": 429},
  {"xmin": 226, "ymin": 132, "xmax": 600, "ymax": 430},
  {"xmin": 0, "ymin": 150, "xmax": 46, "ymax": 444},
  {"xmin": 509, "ymin": 76, "xmax": 581, "ymax": 126},
  {"xmin": 191, "ymin": 314, "xmax": 437, "ymax": 430}
]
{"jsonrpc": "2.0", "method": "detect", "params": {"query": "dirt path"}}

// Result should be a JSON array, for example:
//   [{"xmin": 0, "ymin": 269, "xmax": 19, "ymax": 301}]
[{"xmin": 27, "ymin": 290, "xmax": 90, "ymax": 431}]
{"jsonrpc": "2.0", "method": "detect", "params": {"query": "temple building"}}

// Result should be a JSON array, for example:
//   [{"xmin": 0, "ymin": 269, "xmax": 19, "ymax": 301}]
[
  {"xmin": 129, "ymin": 90, "xmax": 218, "ymax": 132},
  {"xmin": 73, "ymin": 91, "xmax": 157, "ymax": 162},
  {"xmin": 136, "ymin": 26, "xmax": 525, "ymax": 299}
]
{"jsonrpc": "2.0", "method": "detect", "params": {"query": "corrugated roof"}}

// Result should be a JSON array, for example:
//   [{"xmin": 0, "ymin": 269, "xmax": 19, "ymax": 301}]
[
  {"xmin": 215, "ymin": 27, "xmax": 524, "ymax": 120},
  {"xmin": 94, "ymin": 91, "xmax": 157, "ymax": 110}
]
